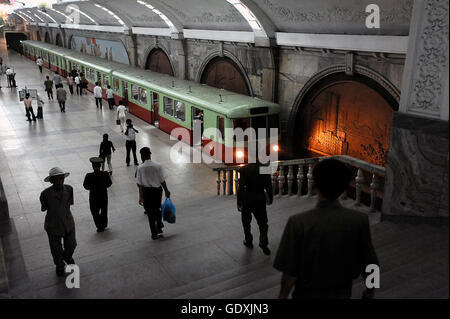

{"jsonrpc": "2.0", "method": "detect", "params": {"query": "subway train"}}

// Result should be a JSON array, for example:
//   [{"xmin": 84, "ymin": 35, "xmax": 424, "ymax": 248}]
[{"xmin": 22, "ymin": 40, "xmax": 280, "ymax": 164}]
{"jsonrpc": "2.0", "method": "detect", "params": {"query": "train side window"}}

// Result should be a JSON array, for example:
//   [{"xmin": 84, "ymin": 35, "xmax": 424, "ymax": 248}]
[
  {"xmin": 122, "ymin": 81, "xmax": 128, "ymax": 96},
  {"xmin": 96, "ymin": 71, "xmax": 101, "ymax": 85},
  {"xmin": 174, "ymin": 101, "xmax": 185, "ymax": 121},
  {"xmin": 131, "ymin": 84, "xmax": 139, "ymax": 101},
  {"xmin": 103, "ymin": 74, "xmax": 109, "ymax": 88},
  {"xmin": 114, "ymin": 78, "xmax": 120, "ymax": 92},
  {"xmin": 140, "ymin": 88, "xmax": 147, "ymax": 104},
  {"xmin": 164, "ymin": 97, "xmax": 174, "ymax": 116}
]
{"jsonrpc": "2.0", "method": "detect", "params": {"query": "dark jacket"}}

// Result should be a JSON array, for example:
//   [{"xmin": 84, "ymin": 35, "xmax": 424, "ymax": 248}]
[
  {"xmin": 237, "ymin": 163, "xmax": 273, "ymax": 207},
  {"xmin": 83, "ymin": 170, "xmax": 112, "ymax": 202},
  {"xmin": 99, "ymin": 140, "xmax": 115, "ymax": 157}
]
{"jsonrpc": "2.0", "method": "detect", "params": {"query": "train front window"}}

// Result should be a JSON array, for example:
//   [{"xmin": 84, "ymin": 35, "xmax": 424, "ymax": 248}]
[
  {"xmin": 233, "ymin": 118, "xmax": 250, "ymax": 142},
  {"xmin": 251, "ymin": 116, "xmax": 268, "ymax": 139}
]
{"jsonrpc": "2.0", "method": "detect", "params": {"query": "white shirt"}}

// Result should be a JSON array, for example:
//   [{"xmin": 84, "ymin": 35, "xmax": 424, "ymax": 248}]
[
  {"xmin": 117, "ymin": 105, "xmax": 127, "ymax": 118},
  {"xmin": 36, "ymin": 59, "xmax": 43, "ymax": 66},
  {"xmin": 94, "ymin": 86, "xmax": 102, "ymax": 98},
  {"xmin": 124, "ymin": 126, "xmax": 137, "ymax": 141},
  {"xmin": 75, "ymin": 76, "xmax": 80, "ymax": 85},
  {"xmin": 136, "ymin": 160, "xmax": 168, "ymax": 188},
  {"xmin": 6, "ymin": 69, "xmax": 13, "ymax": 75},
  {"xmin": 106, "ymin": 89, "xmax": 114, "ymax": 99}
]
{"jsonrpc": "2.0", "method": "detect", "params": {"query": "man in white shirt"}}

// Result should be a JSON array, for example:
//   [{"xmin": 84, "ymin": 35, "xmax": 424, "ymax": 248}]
[
  {"xmin": 106, "ymin": 85, "xmax": 115, "ymax": 110},
  {"xmin": 6, "ymin": 67, "xmax": 15, "ymax": 88},
  {"xmin": 36, "ymin": 57, "xmax": 43, "ymax": 73},
  {"xmin": 136, "ymin": 147, "xmax": 171, "ymax": 239},
  {"xmin": 116, "ymin": 100, "xmax": 127, "ymax": 132},
  {"xmin": 94, "ymin": 82, "xmax": 103, "ymax": 109},
  {"xmin": 75, "ymin": 75, "xmax": 81, "ymax": 95}
]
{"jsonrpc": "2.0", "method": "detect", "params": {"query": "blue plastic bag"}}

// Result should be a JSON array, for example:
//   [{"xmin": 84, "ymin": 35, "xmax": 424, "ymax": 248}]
[{"xmin": 161, "ymin": 198, "xmax": 176, "ymax": 224}]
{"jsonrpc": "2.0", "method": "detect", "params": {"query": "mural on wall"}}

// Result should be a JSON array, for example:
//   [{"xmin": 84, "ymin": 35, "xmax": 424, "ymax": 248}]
[
  {"xmin": 300, "ymin": 82, "xmax": 394, "ymax": 166},
  {"xmin": 70, "ymin": 36, "xmax": 130, "ymax": 65}
]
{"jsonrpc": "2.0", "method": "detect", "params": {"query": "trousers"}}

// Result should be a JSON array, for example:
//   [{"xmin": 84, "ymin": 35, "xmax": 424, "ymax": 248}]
[
  {"xmin": 101, "ymin": 154, "xmax": 112, "ymax": 172},
  {"xmin": 95, "ymin": 97, "xmax": 103, "ymax": 108},
  {"xmin": 90, "ymin": 198, "xmax": 108, "ymax": 230},
  {"xmin": 58, "ymin": 101, "xmax": 66, "ymax": 112},
  {"xmin": 241, "ymin": 201, "xmax": 269, "ymax": 247},
  {"xmin": 47, "ymin": 229, "xmax": 77, "ymax": 268},
  {"xmin": 142, "ymin": 187, "xmax": 164, "ymax": 236},
  {"xmin": 125, "ymin": 140, "xmax": 138, "ymax": 165},
  {"xmin": 25, "ymin": 107, "xmax": 36, "ymax": 121}
]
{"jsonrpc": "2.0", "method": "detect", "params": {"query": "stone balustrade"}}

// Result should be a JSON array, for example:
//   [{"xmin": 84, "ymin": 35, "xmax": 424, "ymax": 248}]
[{"xmin": 213, "ymin": 155, "xmax": 386, "ymax": 212}]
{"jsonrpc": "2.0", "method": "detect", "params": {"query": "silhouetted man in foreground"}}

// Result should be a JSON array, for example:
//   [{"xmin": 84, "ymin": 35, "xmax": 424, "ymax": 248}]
[
  {"xmin": 273, "ymin": 158, "xmax": 379, "ymax": 299},
  {"xmin": 237, "ymin": 161, "xmax": 273, "ymax": 256}
]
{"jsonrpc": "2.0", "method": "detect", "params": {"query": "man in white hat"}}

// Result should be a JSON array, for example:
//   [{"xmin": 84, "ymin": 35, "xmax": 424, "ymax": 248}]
[{"xmin": 39, "ymin": 167, "xmax": 77, "ymax": 277}]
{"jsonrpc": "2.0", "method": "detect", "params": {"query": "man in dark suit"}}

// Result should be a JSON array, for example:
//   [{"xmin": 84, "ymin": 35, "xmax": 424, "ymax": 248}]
[
  {"xmin": 237, "ymin": 161, "xmax": 273, "ymax": 255},
  {"xmin": 83, "ymin": 157, "xmax": 113, "ymax": 232},
  {"xmin": 273, "ymin": 158, "xmax": 379, "ymax": 299}
]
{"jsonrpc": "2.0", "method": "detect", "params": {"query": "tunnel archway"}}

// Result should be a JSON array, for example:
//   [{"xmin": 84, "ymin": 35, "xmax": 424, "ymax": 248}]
[
  {"xmin": 145, "ymin": 48, "xmax": 174, "ymax": 76},
  {"xmin": 55, "ymin": 33, "xmax": 63, "ymax": 47},
  {"xmin": 291, "ymin": 70, "xmax": 399, "ymax": 167},
  {"xmin": 44, "ymin": 32, "xmax": 51, "ymax": 44},
  {"xmin": 200, "ymin": 56, "xmax": 251, "ymax": 96}
]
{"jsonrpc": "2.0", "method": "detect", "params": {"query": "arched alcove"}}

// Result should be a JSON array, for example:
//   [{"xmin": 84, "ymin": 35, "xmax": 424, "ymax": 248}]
[
  {"xmin": 145, "ymin": 48, "xmax": 174, "ymax": 76},
  {"xmin": 55, "ymin": 33, "xmax": 63, "ymax": 47},
  {"xmin": 200, "ymin": 56, "xmax": 251, "ymax": 96},
  {"xmin": 44, "ymin": 32, "xmax": 51, "ymax": 44},
  {"xmin": 290, "ymin": 69, "xmax": 399, "ymax": 166}
]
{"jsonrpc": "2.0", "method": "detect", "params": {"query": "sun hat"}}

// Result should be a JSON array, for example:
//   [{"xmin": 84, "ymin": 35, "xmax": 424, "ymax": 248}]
[{"xmin": 44, "ymin": 167, "xmax": 70, "ymax": 182}]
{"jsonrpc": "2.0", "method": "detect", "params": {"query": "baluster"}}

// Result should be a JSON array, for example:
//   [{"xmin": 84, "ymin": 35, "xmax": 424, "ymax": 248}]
[
  {"xmin": 216, "ymin": 170, "xmax": 221, "ymax": 196},
  {"xmin": 222, "ymin": 170, "xmax": 227, "ymax": 196},
  {"xmin": 369, "ymin": 173, "xmax": 379, "ymax": 212},
  {"xmin": 278, "ymin": 166, "xmax": 285, "ymax": 197},
  {"xmin": 227, "ymin": 170, "xmax": 233, "ymax": 195},
  {"xmin": 234, "ymin": 170, "xmax": 239, "ymax": 196},
  {"xmin": 297, "ymin": 164, "xmax": 304, "ymax": 197},
  {"xmin": 287, "ymin": 165, "xmax": 294, "ymax": 196},
  {"xmin": 307, "ymin": 164, "xmax": 314, "ymax": 197},
  {"xmin": 271, "ymin": 171, "xmax": 277, "ymax": 198},
  {"xmin": 355, "ymin": 168, "xmax": 364, "ymax": 206}
]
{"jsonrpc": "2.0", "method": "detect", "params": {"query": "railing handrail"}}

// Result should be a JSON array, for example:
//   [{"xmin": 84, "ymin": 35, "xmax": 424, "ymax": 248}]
[{"xmin": 213, "ymin": 155, "xmax": 385, "ymax": 176}]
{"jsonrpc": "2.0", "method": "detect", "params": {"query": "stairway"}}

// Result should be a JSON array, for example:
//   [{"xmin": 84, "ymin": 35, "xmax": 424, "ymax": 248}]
[{"xmin": 145, "ymin": 196, "xmax": 448, "ymax": 299}]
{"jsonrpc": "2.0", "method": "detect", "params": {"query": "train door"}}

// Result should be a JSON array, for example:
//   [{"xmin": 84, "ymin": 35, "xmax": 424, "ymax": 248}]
[
  {"xmin": 122, "ymin": 80, "xmax": 129, "ymax": 107},
  {"xmin": 97, "ymin": 71, "xmax": 101, "ymax": 86},
  {"xmin": 192, "ymin": 106, "xmax": 204, "ymax": 146},
  {"xmin": 151, "ymin": 92, "xmax": 159, "ymax": 127}
]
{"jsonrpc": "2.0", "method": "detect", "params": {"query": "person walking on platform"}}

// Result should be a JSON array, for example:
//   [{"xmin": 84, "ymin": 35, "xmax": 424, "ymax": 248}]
[
  {"xmin": 75, "ymin": 74, "xmax": 81, "ymax": 95},
  {"xmin": 237, "ymin": 160, "xmax": 273, "ymax": 256},
  {"xmin": 36, "ymin": 56, "xmax": 43, "ymax": 73},
  {"xmin": 273, "ymin": 159, "xmax": 379, "ymax": 299},
  {"xmin": 67, "ymin": 75, "xmax": 74, "ymax": 95},
  {"xmin": 136, "ymin": 147, "xmax": 171, "ymax": 240},
  {"xmin": 44, "ymin": 75, "xmax": 54, "ymax": 100},
  {"xmin": 106, "ymin": 85, "xmax": 115, "ymax": 110},
  {"xmin": 23, "ymin": 93, "xmax": 36, "ymax": 122},
  {"xmin": 116, "ymin": 101, "xmax": 128, "ymax": 132},
  {"xmin": 6, "ymin": 67, "xmax": 16, "ymax": 88},
  {"xmin": 56, "ymin": 85, "xmax": 67, "ymax": 112},
  {"xmin": 94, "ymin": 82, "xmax": 103, "ymax": 109},
  {"xmin": 99, "ymin": 134, "xmax": 116, "ymax": 175},
  {"xmin": 1, "ymin": 63, "xmax": 6, "ymax": 76},
  {"xmin": 40, "ymin": 167, "xmax": 77, "ymax": 277},
  {"xmin": 80, "ymin": 73, "xmax": 87, "ymax": 95},
  {"xmin": 36, "ymin": 93, "xmax": 45, "ymax": 119},
  {"xmin": 124, "ymin": 119, "xmax": 139, "ymax": 166},
  {"xmin": 53, "ymin": 73, "xmax": 62, "ymax": 89},
  {"xmin": 83, "ymin": 157, "xmax": 112, "ymax": 233}
]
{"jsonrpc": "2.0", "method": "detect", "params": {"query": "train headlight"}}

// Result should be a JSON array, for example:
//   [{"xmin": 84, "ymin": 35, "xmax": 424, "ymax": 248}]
[
  {"xmin": 273, "ymin": 145, "xmax": 279, "ymax": 152},
  {"xmin": 236, "ymin": 150, "xmax": 245, "ymax": 159}
]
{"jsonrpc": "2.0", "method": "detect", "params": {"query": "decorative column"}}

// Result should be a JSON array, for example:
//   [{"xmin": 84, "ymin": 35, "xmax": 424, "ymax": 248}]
[{"xmin": 383, "ymin": 0, "xmax": 449, "ymax": 218}]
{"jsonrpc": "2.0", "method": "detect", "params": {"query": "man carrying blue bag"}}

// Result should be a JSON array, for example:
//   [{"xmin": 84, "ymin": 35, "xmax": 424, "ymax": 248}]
[
  {"xmin": 161, "ymin": 198, "xmax": 176, "ymax": 224},
  {"xmin": 136, "ymin": 147, "xmax": 171, "ymax": 240}
]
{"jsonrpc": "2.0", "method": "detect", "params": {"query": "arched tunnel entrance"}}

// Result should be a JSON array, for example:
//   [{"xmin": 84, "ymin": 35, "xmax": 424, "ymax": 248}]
[
  {"xmin": 145, "ymin": 48, "xmax": 174, "ymax": 76},
  {"xmin": 292, "ymin": 72, "xmax": 398, "ymax": 167}
]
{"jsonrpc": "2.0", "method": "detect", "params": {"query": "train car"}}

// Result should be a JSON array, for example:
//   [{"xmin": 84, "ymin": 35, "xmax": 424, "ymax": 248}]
[
  {"xmin": 23, "ymin": 41, "xmax": 68, "ymax": 76},
  {"xmin": 22, "ymin": 40, "xmax": 280, "ymax": 163}
]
